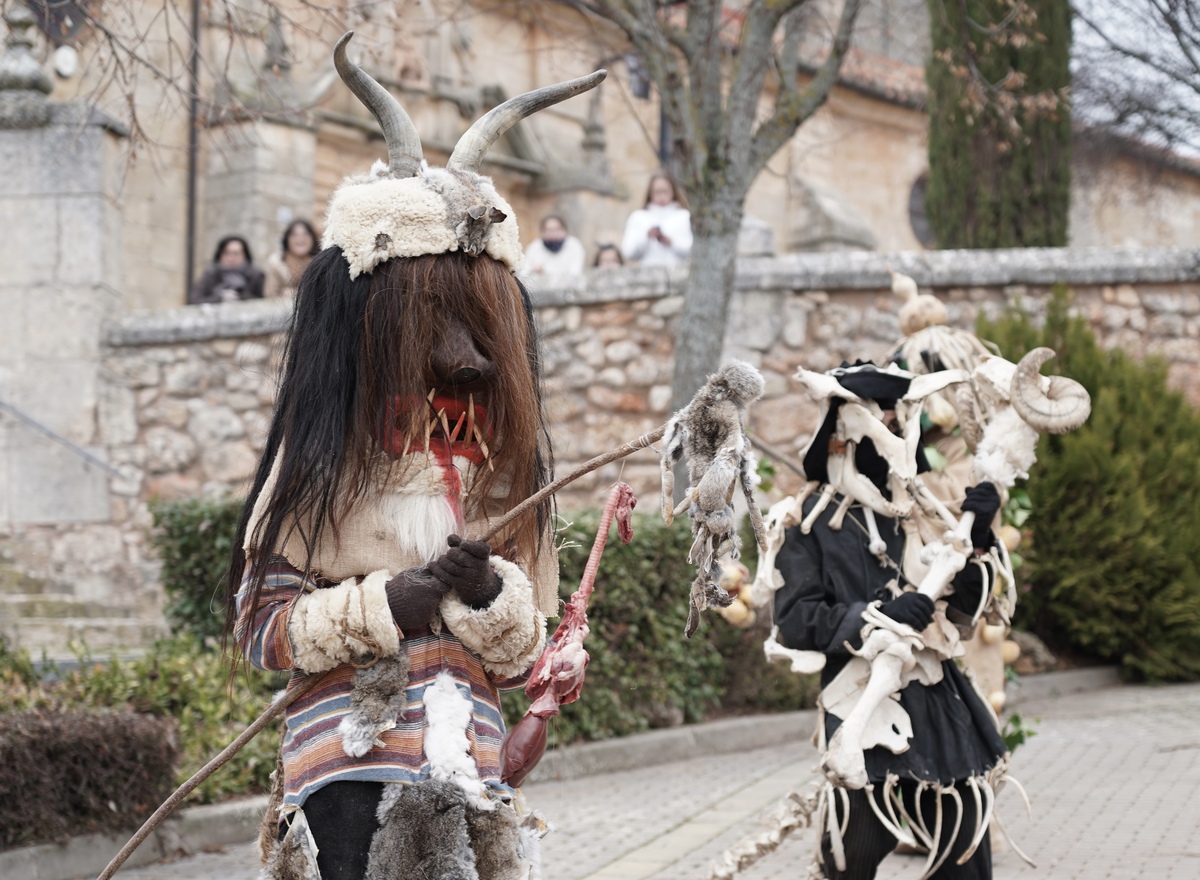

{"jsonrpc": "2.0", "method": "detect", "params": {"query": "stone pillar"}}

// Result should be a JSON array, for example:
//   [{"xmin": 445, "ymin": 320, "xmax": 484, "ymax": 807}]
[{"xmin": 0, "ymin": 3, "xmax": 141, "ymax": 652}]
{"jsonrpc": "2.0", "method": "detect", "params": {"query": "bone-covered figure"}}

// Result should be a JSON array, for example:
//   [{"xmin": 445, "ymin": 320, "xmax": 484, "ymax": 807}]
[{"xmin": 740, "ymin": 354, "xmax": 1087, "ymax": 880}]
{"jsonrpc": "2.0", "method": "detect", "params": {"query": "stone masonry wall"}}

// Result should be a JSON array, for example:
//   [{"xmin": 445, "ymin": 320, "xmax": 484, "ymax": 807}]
[{"xmin": 11, "ymin": 247, "xmax": 1197, "ymax": 656}]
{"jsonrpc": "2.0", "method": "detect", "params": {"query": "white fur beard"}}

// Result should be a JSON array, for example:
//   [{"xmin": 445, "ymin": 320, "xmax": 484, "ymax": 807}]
[
  {"xmin": 379, "ymin": 460, "xmax": 469, "ymax": 564},
  {"xmin": 422, "ymin": 672, "xmax": 490, "ymax": 806},
  {"xmin": 974, "ymin": 407, "xmax": 1039, "ymax": 486}
]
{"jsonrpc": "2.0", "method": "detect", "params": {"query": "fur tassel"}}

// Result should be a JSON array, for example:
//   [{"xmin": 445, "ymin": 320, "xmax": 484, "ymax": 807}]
[
  {"xmin": 261, "ymin": 807, "xmax": 321, "ymax": 880},
  {"xmin": 423, "ymin": 673, "xmax": 489, "ymax": 803},
  {"xmin": 338, "ymin": 653, "xmax": 411, "ymax": 757}
]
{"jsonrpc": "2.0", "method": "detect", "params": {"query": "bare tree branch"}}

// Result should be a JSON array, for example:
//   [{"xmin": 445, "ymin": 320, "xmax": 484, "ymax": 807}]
[{"xmin": 748, "ymin": 0, "xmax": 864, "ymax": 173}]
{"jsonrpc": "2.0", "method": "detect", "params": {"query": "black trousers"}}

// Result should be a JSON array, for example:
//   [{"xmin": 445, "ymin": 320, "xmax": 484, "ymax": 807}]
[
  {"xmin": 295, "ymin": 780, "xmax": 384, "ymax": 880},
  {"xmin": 820, "ymin": 782, "xmax": 992, "ymax": 880}
]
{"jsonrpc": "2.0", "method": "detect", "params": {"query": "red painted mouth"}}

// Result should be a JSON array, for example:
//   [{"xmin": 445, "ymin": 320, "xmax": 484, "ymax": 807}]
[{"xmin": 378, "ymin": 393, "xmax": 492, "ymax": 465}]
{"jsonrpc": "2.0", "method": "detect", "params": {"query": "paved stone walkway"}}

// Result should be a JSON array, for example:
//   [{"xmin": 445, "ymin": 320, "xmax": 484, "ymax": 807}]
[{"xmin": 116, "ymin": 681, "xmax": 1200, "ymax": 879}]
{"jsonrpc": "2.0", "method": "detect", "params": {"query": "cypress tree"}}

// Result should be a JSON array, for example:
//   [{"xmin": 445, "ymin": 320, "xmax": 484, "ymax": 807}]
[{"xmin": 925, "ymin": 0, "xmax": 1072, "ymax": 247}]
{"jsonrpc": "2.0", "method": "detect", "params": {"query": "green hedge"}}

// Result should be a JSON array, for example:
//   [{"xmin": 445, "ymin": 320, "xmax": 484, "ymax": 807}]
[
  {"xmin": 979, "ymin": 289, "xmax": 1200, "ymax": 680},
  {"xmin": 501, "ymin": 510, "xmax": 817, "ymax": 746},
  {"xmin": 149, "ymin": 496, "xmax": 243, "ymax": 640}
]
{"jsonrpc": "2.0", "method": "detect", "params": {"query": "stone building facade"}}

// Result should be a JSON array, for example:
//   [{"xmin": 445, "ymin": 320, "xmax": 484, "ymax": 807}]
[{"xmin": 24, "ymin": 0, "xmax": 1200, "ymax": 312}]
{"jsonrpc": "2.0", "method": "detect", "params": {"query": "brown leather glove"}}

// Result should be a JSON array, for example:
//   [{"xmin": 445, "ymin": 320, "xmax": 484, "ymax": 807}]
[
  {"xmin": 428, "ymin": 535, "xmax": 502, "ymax": 609},
  {"xmin": 385, "ymin": 568, "xmax": 450, "ymax": 631}
]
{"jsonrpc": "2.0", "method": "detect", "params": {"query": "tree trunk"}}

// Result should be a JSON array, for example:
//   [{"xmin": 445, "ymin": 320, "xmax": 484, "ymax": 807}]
[{"xmin": 669, "ymin": 195, "xmax": 745, "ymax": 412}]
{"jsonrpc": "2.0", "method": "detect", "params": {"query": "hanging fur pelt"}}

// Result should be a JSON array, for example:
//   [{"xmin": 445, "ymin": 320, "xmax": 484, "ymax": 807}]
[{"xmin": 660, "ymin": 360, "xmax": 767, "ymax": 637}]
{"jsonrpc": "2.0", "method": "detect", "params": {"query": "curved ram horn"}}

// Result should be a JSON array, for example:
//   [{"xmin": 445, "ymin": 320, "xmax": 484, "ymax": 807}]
[
  {"xmin": 955, "ymin": 383, "xmax": 982, "ymax": 451},
  {"xmin": 448, "ymin": 70, "xmax": 607, "ymax": 173},
  {"xmin": 334, "ymin": 32, "xmax": 423, "ymax": 179},
  {"xmin": 1010, "ymin": 347, "xmax": 1092, "ymax": 435}
]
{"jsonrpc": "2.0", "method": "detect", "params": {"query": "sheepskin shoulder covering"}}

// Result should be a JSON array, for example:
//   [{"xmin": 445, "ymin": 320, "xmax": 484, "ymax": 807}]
[
  {"xmin": 322, "ymin": 168, "xmax": 522, "ymax": 279},
  {"xmin": 288, "ymin": 569, "xmax": 401, "ymax": 674},
  {"xmin": 440, "ymin": 556, "xmax": 546, "ymax": 679}
]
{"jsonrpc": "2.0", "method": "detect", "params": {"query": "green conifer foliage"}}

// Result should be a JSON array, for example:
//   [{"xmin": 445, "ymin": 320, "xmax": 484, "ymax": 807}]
[
  {"xmin": 979, "ymin": 289, "xmax": 1200, "ymax": 681},
  {"xmin": 926, "ymin": 0, "xmax": 1072, "ymax": 247}
]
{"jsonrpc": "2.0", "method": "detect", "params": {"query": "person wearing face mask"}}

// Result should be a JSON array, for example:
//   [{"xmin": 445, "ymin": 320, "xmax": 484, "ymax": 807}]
[
  {"xmin": 620, "ymin": 171, "xmax": 693, "ymax": 267},
  {"xmin": 523, "ymin": 214, "xmax": 586, "ymax": 277}
]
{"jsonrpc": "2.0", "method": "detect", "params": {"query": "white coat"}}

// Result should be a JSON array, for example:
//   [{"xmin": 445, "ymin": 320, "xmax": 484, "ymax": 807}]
[{"xmin": 620, "ymin": 203, "xmax": 693, "ymax": 267}]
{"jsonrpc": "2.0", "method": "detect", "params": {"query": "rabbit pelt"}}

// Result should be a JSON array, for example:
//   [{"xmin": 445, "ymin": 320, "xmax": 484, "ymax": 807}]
[
  {"xmin": 659, "ymin": 360, "xmax": 767, "ymax": 637},
  {"xmin": 366, "ymin": 780, "xmax": 532, "ymax": 880}
]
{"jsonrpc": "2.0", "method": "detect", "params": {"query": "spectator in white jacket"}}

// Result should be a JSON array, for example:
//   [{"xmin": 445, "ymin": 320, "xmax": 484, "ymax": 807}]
[
  {"xmin": 621, "ymin": 172, "xmax": 693, "ymax": 267},
  {"xmin": 524, "ymin": 215, "xmax": 587, "ymax": 277}
]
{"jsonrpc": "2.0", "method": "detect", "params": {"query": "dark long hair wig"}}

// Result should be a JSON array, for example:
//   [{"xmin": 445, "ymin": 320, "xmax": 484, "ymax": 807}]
[{"xmin": 223, "ymin": 247, "xmax": 554, "ymax": 651}]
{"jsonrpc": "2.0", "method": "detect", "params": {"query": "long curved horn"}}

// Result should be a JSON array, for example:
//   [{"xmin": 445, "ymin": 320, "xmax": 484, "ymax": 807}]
[
  {"xmin": 448, "ymin": 70, "xmax": 607, "ymax": 173},
  {"xmin": 955, "ymin": 384, "xmax": 982, "ymax": 451},
  {"xmin": 1010, "ymin": 347, "xmax": 1092, "ymax": 434},
  {"xmin": 334, "ymin": 32, "xmax": 423, "ymax": 179}
]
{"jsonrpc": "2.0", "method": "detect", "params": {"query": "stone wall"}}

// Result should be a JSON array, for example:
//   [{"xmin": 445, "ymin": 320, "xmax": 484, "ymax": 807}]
[{"xmin": 7, "ymin": 247, "xmax": 1199, "ymax": 656}]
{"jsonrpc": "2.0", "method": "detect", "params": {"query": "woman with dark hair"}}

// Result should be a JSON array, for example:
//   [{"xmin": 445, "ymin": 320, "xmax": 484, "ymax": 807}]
[
  {"xmin": 226, "ymin": 33, "xmax": 602, "ymax": 880},
  {"xmin": 189, "ymin": 235, "xmax": 265, "ymax": 304},
  {"xmin": 264, "ymin": 219, "xmax": 321, "ymax": 299},
  {"xmin": 620, "ymin": 170, "xmax": 693, "ymax": 267}
]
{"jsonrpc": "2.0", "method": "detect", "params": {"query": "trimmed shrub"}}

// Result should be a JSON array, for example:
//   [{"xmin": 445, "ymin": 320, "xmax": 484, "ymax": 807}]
[
  {"xmin": 0, "ymin": 710, "xmax": 177, "ymax": 848},
  {"xmin": 979, "ymin": 289, "xmax": 1200, "ymax": 680},
  {"xmin": 149, "ymin": 496, "xmax": 244, "ymax": 640},
  {"xmin": 1, "ymin": 637, "xmax": 284, "ymax": 808}
]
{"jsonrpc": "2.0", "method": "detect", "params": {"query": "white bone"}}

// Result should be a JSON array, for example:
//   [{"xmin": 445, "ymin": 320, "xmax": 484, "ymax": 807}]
[
  {"xmin": 827, "ymin": 493, "xmax": 854, "ymax": 530},
  {"xmin": 904, "ymin": 369, "xmax": 970, "ymax": 402},
  {"xmin": 822, "ymin": 633, "xmax": 912, "ymax": 789},
  {"xmin": 862, "ymin": 508, "xmax": 887, "ymax": 558},
  {"xmin": 956, "ymin": 777, "xmax": 983, "ymax": 866},
  {"xmin": 801, "ymin": 483, "xmax": 838, "ymax": 533},
  {"xmin": 825, "ymin": 781, "xmax": 847, "ymax": 872},
  {"xmin": 763, "ymin": 627, "xmax": 826, "ymax": 674},
  {"xmin": 920, "ymin": 784, "xmax": 963, "ymax": 880},
  {"xmin": 992, "ymin": 812, "xmax": 1037, "ymax": 868},
  {"xmin": 916, "ymin": 784, "xmax": 945, "ymax": 880},
  {"xmin": 865, "ymin": 782, "xmax": 917, "ymax": 847},
  {"xmin": 881, "ymin": 775, "xmax": 914, "ymax": 847},
  {"xmin": 892, "ymin": 781, "xmax": 934, "ymax": 850},
  {"xmin": 959, "ymin": 775, "xmax": 994, "ymax": 865}
]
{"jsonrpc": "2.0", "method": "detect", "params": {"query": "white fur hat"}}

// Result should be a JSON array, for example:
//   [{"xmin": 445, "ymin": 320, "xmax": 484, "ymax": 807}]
[{"xmin": 324, "ymin": 33, "xmax": 604, "ymax": 279}]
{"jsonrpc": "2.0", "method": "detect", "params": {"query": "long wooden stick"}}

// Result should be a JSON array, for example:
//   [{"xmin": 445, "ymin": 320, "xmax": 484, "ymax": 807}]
[
  {"xmin": 96, "ymin": 674, "xmax": 324, "ymax": 880},
  {"xmin": 481, "ymin": 422, "xmax": 666, "ymax": 541},
  {"xmin": 98, "ymin": 423, "xmax": 668, "ymax": 879}
]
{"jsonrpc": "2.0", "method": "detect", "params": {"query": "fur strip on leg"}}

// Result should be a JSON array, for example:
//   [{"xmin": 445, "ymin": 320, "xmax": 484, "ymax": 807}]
[
  {"xmin": 261, "ymin": 807, "xmax": 321, "ymax": 880},
  {"xmin": 288, "ymin": 569, "xmax": 400, "ymax": 673},
  {"xmin": 367, "ymin": 780, "xmax": 478, "ymax": 880},
  {"xmin": 338, "ymin": 652, "xmax": 411, "ymax": 757},
  {"xmin": 441, "ymin": 557, "xmax": 546, "ymax": 678}
]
